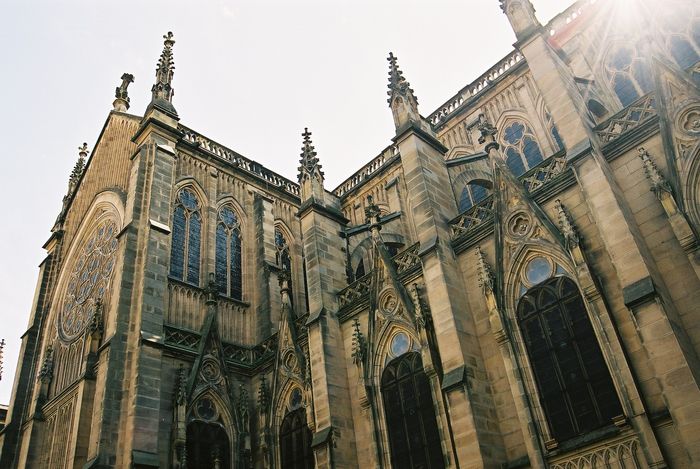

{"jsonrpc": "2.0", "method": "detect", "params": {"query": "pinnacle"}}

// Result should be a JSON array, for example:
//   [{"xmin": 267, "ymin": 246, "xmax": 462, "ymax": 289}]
[
  {"xmin": 386, "ymin": 51, "xmax": 417, "ymax": 105},
  {"xmin": 298, "ymin": 127, "xmax": 323, "ymax": 183}
]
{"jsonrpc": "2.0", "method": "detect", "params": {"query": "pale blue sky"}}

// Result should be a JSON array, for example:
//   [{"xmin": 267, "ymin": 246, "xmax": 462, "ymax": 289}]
[{"xmin": 0, "ymin": 0, "xmax": 565, "ymax": 403}]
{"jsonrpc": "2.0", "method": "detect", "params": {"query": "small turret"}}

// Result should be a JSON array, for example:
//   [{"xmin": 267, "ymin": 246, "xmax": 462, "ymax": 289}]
[{"xmin": 499, "ymin": 0, "xmax": 541, "ymax": 42}]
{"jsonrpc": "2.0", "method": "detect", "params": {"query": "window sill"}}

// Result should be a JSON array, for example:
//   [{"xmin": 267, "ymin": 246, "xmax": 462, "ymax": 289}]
[
  {"xmin": 167, "ymin": 277, "xmax": 250, "ymax": 307},
  {"xmin": 547, "ymin": 423, "xmax": 622, "ymax": 456}
]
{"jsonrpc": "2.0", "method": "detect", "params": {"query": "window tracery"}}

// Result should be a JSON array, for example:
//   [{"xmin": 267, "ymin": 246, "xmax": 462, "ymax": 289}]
[
  {"xmin": 59, "ymin": 219, "xmax": 118, "ymax": 343},
  {"xmin": 459, "ymin": 182, "xmax": 490, "ymax": 212},
  {"xmin": 501, "ymin": 121, "xmax": 544, "ymax": 176},
  {"xmin": 604, "ymin": 45, "xmax": 652, "ymax": 107},
  {"xmin": 170, "ymin": 187, "xmax": 202, "ymax": 285},
  {"xmin": 275, "ymin": 227, "xmax": 292, "ymax": 274},
  {"xmin": 215, "ymin": 204, "xmax": 242, "ymax": 300},
  {"xmin": 381, "ymin": 352, "xmax": 444, "ymax": 469},
  {"xmin": 279, "ymin": 407, "xmax": 313, "ymax": 469},
  {"xmin": 517, "ymin": 276, "xmax": 623, "ymax": 442}
]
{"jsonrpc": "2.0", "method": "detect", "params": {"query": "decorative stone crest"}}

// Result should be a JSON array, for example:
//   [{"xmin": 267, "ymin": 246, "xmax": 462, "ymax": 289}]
[
  {"xmin": 477, "ymin": 113, "xmax": 498, "ymax": 149},
  {"xmin": 679, "ymin": 107, "xmax": 700, "ymax": 136}
]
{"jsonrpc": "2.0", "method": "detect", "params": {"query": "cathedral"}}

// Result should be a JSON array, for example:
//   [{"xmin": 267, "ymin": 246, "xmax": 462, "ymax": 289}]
[{"xmin": 2, "ymin": 0, "xmax": 700, "ymax": 467}]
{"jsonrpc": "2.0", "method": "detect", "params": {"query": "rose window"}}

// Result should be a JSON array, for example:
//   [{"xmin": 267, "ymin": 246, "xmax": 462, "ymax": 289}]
[{"xmin": 59, "ymin": 219, "xmax": 118, "ymax": 342}]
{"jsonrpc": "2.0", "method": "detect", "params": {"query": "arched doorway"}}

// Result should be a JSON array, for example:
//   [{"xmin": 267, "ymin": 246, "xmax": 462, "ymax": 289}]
[
  {"xmin": 517, "ymin": 276, "xmax": 623, "ymax": 442},
  {"xmin": 186, "ymin": 421, "xmax": 231, "ymax": 469},
  {"xmin": 279, "ymin": 407, "xmax": 314, "ymax": 469},
  {"xmin": 381, "ymin": 352, "xmax": 445, "ymax": 469}
]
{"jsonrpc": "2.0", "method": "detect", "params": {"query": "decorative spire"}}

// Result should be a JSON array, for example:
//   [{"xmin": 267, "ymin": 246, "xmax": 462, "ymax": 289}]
[
  {"xmin": 175, "ymin": 364, "xmax": 188, "ymax": 405},
  {"xmin": 148, "ymin": 32, "xmax": 178, "ymax": 118},
  {"xmin": 38, "ymin": 346, "xmax": 54, "ymax": 383},
  {"xmin": 554, "ymin": 199, "xmax": 580, "ymax": 249},
  {"xmin": 298, "ymin": 128, "xmax": 324, "ymax": 184},
  {"xmin": 238, "ymin": 384, "xmax": 250, "ymax": 416},
  {"xmin": 257, "ymin": 375, "xmax": 270, "ymax": 413},
  {"xmin": 351, "ymin": 318, "xmax": 366, "ymax": 367},
  {"xmin": 387, "ymin": 52, "xmax": 421, "ymax": 130},
  {"xmin": 638, "ymin": 147, "xmax": 672, "ymax": 198},
  {"xmin": 113, "ymin": 73, "xmax": 134, "ymax": 111},
  {"xmin": 476, "ymin": 247, "xmax": 495, "ymax": 295}
]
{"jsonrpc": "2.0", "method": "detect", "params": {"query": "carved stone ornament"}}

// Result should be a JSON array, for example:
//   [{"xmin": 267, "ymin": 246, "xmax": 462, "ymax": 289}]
[
  {"xmin": 507, "ymin": 212, "xmax": 531, "ymax": 238},
  {"xmin": 679, "ymin": 106, "xmax": 700, "ymax": 137},
  {"xmin": 379, "ymin": 289, "xmax": 400, "ymax": 317}
]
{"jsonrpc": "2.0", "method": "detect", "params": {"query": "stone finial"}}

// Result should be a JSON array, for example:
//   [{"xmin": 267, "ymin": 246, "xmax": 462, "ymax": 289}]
[
  {"xmin": 257, "ymin": 375, "xmax": 270, "ymax": 413},
  {"xmin": 638, "ymin": 147, "xmax": 672, "ymax": 198},
  {"xmin": 69, "ymin": 143, "xmax": 89, "ymax": 190},
  {"xmin": 113, "ymin": 73, "xmax": 134, "ymax": 111},
  {"xmin": 477, "ymin": 114, "xmax": 499, "ymax": 152},
  {"xmin": 554, "ymin": 199, "xmax": 580, "ymax": 249},
  {"xmin": 148, "ymin": 32, "xmax": 178, "ymax": 117},
  {"xmin": 238, "ymin": 384, "xmax": 250, "ymax": 417},
  {"xmin": 38, "ymin": 346, "xmax": 54, "ymax": 382},
  {"xmin": 498, "ymin": 0, "xmax": 540, "ymax": 39},
  {"xmin": 476, "ymin": 246, "xmax": 495, "ymax": 295},
  {"xmin": 278, "ymin": 269, "xmax": 291, "ymax": 293},
  {"xmin": 297, "ymin": 127, "xmax": 324, "ymax": 184},
  {"xmin": 175, "ymin": 364, "xmax": 188, "ymax": 405},
  {"xmin": 351, "ymin": 318, "xmax": 366, "ymax": 367}
]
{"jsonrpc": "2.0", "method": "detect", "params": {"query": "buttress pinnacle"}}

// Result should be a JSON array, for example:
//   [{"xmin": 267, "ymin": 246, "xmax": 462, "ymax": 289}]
[
  {"xmin": 297, "ymin": 128, "xmax": 324, "ymax": 184},
  {"xmin": 148, "ymin": 31, "xmax": 178, "ymax": 117}
]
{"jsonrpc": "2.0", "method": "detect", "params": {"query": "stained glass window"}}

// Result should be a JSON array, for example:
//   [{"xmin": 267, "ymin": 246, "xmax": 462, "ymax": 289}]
[
  {"xmin": 518, "ymin": 277, "xmax": 622, "ymax": 442},
  {"xmin": 604, "ymin": 46, "xmax": 652, "ymax": 107},
  {"xmin": 275, "ymin": 227, "xmax": 292, "ymax": 274},
  {"xmin": 546, "ymin": 112, "xmax": 564, "ymax": 151},
  {"xmin": 170, "ymin": 188, "xmax": 201, "ymax": 285},
  {"xmin": 279, "ymin": 408, "xmax": 314, "ymax": 469},
  {"xmin": 502, "ymin": 121, "xmax": 544, "ymax": 177},
  {"xmin": 381, "ymin": 352, "xmax": 445, "ymax": 469},
  {"xmin": 215, "ymin": 205, "xmax": 242, "ymax": 300},
  {"xmin": 458, "ymin": 182, "xmax": 490, "ymax": 212}
]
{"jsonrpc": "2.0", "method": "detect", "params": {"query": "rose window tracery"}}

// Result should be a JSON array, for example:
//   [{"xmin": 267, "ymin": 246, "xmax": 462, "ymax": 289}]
[{"xmin": 58, "ymin": 219, "xmax": 119, "ymax": 342}]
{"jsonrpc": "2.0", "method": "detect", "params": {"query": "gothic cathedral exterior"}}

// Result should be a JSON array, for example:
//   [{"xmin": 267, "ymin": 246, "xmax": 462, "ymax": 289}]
[{"xmin": 2, "ymin": 0, "xmax": 700, "ymax": 467}]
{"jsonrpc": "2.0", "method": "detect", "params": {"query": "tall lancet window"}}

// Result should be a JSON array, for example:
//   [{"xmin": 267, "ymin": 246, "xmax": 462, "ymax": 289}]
[
  {"xmin": 382, "ymin": 348, "xmax": 444, "ymax": 469},
  {"xmin": 170, "ymin": 187, "xmax": 201, "ymax": 285},
  {"xmin": 502, "ymin": 121, "xmax": 544, "ymax": 177},
  {"xmin": 279, "ymin": 389, "xmax": 313, "ymax": 469},
  {"xmin": 518, "ymin": 275, "xmax": 623, "ymax": 442},
  {"xmin": 275, "ymin": 227, "xmax": 292, "ymax": 274},
  {"xmin": 215, "ymin": 205, "xmax": 242, "ymax": 300}
]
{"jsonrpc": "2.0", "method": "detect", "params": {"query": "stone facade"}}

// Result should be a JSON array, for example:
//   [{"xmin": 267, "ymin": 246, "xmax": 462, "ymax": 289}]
[{"xmin": 1, "ymin": 1, "xmax": 700, "ymax": 467}]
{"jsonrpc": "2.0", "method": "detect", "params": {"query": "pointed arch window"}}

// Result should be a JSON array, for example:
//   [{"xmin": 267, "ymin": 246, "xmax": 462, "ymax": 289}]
[
  {"xmin": 279, "ymin": 407, "xmax": 314, "ymax": 469},
  {"xmin": 502, "ymin": 121, "xmax": 544, "ymax": 177},
  {"xmin": 546, "ymin": 112, "xmax": 564, "ymax": 151},
  {"xmin": 170, "ymin": 187, "xmax": 201, "ymax": 285},
  {"xmin": 517, "ymin": 276, "xmax": 623, "ymax": 442},
  {"xmin": 381, "ymin": 352, "xmax": 445, "ymax": 469},
  {"xmin": 215, "ymin": 205, "xmax": 242, "ymax": 300},
  {"xmin": 275, "ymin": 227, "xmax": 292, "ymax": 274},
  {"xmin": 604, "ymin": 45, "xmax": 652, "ymax": 107},
  {"xmin": 459, "ymin": 181, "xmax": 490, "ymax": 212}
]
